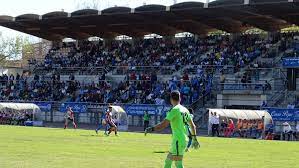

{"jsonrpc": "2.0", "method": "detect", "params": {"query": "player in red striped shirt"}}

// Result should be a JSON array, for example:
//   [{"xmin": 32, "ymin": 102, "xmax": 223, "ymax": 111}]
[
  {"xmin": 105, "ymin": 106, "xmax": 118, "ymax": 136},
  {"xmin": 64, "ymin": 107, "xmax": 77, "ymax": 129}
]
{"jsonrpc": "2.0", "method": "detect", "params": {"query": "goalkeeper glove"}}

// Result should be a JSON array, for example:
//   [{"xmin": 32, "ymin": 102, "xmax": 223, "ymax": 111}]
[
  {"xmin": 144, "ymin": 127, "xmax": 154, "ymax": 136},
  {"xmin": 191, "ymin": 136, "xmax": 200, "ymax": 149}
]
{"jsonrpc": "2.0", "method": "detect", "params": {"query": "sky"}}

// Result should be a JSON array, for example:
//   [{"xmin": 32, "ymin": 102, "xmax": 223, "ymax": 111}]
[{"xmin": 0, "ymin": 0, "xmax": 212, "ymax": 41}]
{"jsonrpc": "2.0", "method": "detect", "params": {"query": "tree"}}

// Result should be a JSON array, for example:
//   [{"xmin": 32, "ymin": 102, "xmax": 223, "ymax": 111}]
[
  {"xmin": 0, "ymin": 33, "xmax": 34, "ymax": 66},
  {"xmin": 0, "ymin": 34, "xmax": 14, "ymax": 65},
  {"xmin": 20, "ymin": 37, "xmax": 35, "ymax": 61}
]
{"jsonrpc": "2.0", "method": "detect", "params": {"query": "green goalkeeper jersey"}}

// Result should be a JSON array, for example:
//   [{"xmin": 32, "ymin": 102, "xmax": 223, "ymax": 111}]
[
  {"xmin": 143, "ymin": 113, "xmax": 150, "ymax": 121},
  {"xmin": 166, "ymin": 104, "xmax": 191, "ymax": 143}
]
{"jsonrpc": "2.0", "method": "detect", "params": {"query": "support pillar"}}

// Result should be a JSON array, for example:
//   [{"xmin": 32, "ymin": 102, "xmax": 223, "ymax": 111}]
[
  {"xmin": 230, "ymin": 33, "xmax": 241, "ymax": 41},
  {"xmin": 52, "ymin": 41, "xmax": 61, "ymax": 49},
  {"xmin": 287, "ymin": 68, "xmax": 297, "ymax": 91},
  {"xmin": 103, "ymin": 38, "xmax": 113, "ymax": 47},
  {"xmin": 132, "ymin": 37, "xmax": 143, "ymax": 46},
  {"xmin": 267, "ymin": 31, "xmax": 280, "ymax": 43},
  {"xmin": 164, "ymin": 35, "xmax": 175, "ymax": 43}
]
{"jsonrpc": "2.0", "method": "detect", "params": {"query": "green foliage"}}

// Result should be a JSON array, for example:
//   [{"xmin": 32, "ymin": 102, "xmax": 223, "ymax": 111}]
[
  {"xmin": 281, "ymin": 26, "xmax": 299, "ymax": 33},
  {"xmin": 208, "ymin": 30, "xmax": 230, "ymax": 36},
  {"xmin": 0, "ymin": 33, "xmax": 34, "ymax": 66},
  {"xmin": 244, "ymin": 28, "xmax": 267, "ymax": 35},
  {"xmin": 0, "ymin": 125, "xmax": 298, "ymax": 168}
]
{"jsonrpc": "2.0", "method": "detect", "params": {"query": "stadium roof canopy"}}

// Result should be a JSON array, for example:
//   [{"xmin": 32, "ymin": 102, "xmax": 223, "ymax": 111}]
[
  {"xmin": 0, "ymin": 103, "xmax": 40, "ymax": 111},
  {"xmin": 0, "ymin": 0, "xmax": 299, "ymax": 41}
]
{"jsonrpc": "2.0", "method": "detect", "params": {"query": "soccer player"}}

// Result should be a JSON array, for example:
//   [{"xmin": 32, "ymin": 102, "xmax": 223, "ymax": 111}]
[
  {"xmin": 64, "ymin": 107, "xmax": 77, "ymax": 129},
  {"xmin": 95, "ymin": 110, "xmax": 106, "ymax": 134},
  {"xmin": 106, "ymin": 106, "xmax": 118, "ymax": 136},
  {"xmin": 143, "ymin": 111, "xmax": 150, "ymax": 131},
  {"xmin": 145, "ymin": 91, "xmax": 199, "ymax": 168}
]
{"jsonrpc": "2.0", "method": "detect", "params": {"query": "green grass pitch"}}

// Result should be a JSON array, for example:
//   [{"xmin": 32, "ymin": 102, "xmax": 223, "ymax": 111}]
[{"xmin": 0, "ymin": 125, "xmax": 298, "ymax": 168}]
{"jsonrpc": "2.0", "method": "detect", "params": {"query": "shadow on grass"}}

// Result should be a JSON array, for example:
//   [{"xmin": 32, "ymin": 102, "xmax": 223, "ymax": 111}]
[
  {"xmin": 79, "ymin": 134, "xmax": 103, "ymax": 137},
  {"xmin": 153, "ymin": 151, "xmax": 168, "ymax": 154}
]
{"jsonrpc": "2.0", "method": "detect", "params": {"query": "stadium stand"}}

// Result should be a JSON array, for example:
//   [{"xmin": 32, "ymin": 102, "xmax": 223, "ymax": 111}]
[
  {"xmin": 1, "ymin": 34, "xmax": 280, "ymax": 105},
  {"xmin": 1, "ymin": 34, "xmax": 298, "ymax": 129},
  {"xmin": 1, "ymin": 0, "xmax": 299, "ymax": 140}
]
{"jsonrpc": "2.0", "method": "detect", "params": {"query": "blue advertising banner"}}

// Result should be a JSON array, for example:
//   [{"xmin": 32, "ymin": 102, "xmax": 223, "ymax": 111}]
[
  {"xmin": 282, "ymin": 58, "xmax": 299, "ymax": 68},
  {"xmin": 60, "ymin": 103, "xmax": 87, "ymax": 113},
  {"xmin": 266, "ymin": 108, "xmax": 299, "ymax": 121},
  {"xmin": 124, "ymin": 104, "xmax": 171, "ymax": 116},
  {"xmin": 34, "ymin": 102, "xmax": 52, "ymax": 112}
]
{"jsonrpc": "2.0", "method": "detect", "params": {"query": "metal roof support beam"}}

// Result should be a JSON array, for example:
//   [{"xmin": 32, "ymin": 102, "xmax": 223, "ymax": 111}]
[
  {"xmin": 204, "ymin": 1, "xmax": 209, "ymax": 8},
  {"xmin": 230, "ymin": 33, "xmax": 241, "ymax": 41},
  {"xmin": 166, "ymin": 6, "xmax": 170, "ymax": 11}
]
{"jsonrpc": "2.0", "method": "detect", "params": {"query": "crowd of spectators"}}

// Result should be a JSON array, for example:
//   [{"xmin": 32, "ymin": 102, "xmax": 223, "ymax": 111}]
[
  {"xmin": 40, "ymin": 37, "xmax": 206, "ymax": 71},
  {"xmin": 118, "ymin": 71, "xmax": 213, "ymax": 105},
  {"xmin": 0, "ymin": 70, "xmax": 212, "ymax": 105},
  {"xmin": 0, "ymin": 73, "xmax": 77, "ymax": 102},
  {"xmin": 19, "ymin": 34, "xmax": 293, "ymax": 105},
  {"xmin": 65, "ymin": 70, "xmax": 212, "ymax": 105},
  {"xmin": 0, "ymin": 110, "xmax": 33, "ymax": 125},
  {"xmin": 32, "ymin": 34, "xmax": 277, "ymax": 74}
]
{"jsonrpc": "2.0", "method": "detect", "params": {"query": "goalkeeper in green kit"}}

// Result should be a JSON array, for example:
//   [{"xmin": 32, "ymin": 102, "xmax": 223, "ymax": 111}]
[{"xmin": 145, "ymin": 90, "xmax": 200, "ymax": 168}]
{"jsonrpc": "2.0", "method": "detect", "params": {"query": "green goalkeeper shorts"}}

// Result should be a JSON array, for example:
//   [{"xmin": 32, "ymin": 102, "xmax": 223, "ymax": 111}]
[{"xmin": 170, "ymin": 140, "xmax": 187, "ymax": 156}]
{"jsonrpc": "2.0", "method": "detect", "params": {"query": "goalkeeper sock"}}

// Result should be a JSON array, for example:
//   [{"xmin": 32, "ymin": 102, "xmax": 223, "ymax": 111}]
[
  {"xmin": 187, "ymin": 137, "xmax": 192, "ymax": 148},
  {"xmin": 175, "ymin": 160, "xmax": 184, "ymax": 168},
  {"xmin": 164, "ymin": 158, "xmax": 172, "ymax": 168}
]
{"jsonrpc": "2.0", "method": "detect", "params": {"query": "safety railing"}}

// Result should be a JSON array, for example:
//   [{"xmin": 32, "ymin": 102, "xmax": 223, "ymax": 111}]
[
  {"xmin": 183, "ymin": 65, "xmax": 236, "ymax": 75},
  {"xmin": 31, "ymin": 65, "xmax": 175, "ymax": 75},
  {"xmin": 32, "ymin": 66, "xmax": 107, "ymax": 76},
  {"xmin": 110, "ymin": 65, "xmax": 176, "ymax": 75},
  {"xmin": 0, "ymin": 79, "xmax": 169, "ymax": 88},
  {"xmin": 218, "ymin": 83, "xmax": 266, "ymax": 94}
]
